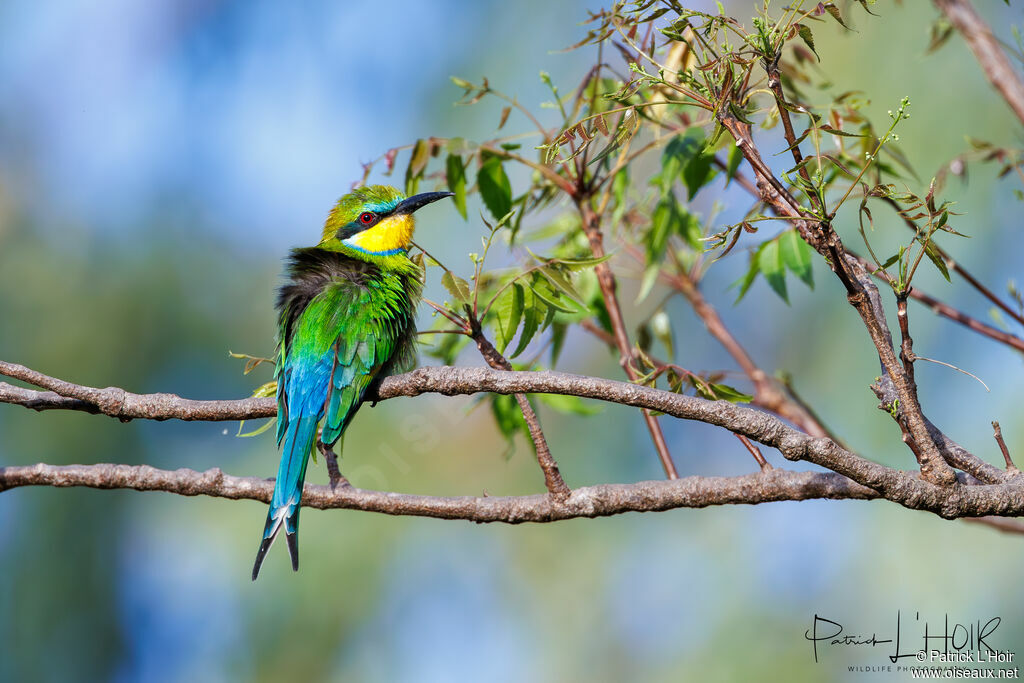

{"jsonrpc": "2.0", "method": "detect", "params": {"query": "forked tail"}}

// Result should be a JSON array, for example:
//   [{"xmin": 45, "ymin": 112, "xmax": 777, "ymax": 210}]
[{"xmin": 251, "ymin": 415, "xmax": 317, "ymax": 580}]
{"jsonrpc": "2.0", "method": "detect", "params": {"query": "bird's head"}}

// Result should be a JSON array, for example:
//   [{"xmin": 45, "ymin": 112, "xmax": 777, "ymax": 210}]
[{"xmin": 319, "ymin": 185, "xmax": 453, "ymax": 258}]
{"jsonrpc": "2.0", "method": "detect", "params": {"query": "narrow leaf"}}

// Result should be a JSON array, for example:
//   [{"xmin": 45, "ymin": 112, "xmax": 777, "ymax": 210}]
[
  {"xmin": 758, "ymin": 239, "xmax": 789, "ymax": 302},
  {"xmin": 510, "ymin": 287, "xmax": 541, "ymax": 358},
  {"xmin": 924, "ymin": 243, "xmax": 951, "ymax": 282},
  {"xmin": 445, "ymin": 154, "xmax": 468, "ymax": 219},
  {"xmin": 779, "ymin": 229, "xmax": 814, "ymax": 288},
  {"xmin": 494, "ymin": 282, "xmax": 525, "ymax": 352}
]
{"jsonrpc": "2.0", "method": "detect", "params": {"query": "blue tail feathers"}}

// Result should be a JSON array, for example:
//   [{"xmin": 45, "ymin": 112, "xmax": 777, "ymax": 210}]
[{"xmin": 252, "ymin": 415, "xmax": 318, "ymax": 581}]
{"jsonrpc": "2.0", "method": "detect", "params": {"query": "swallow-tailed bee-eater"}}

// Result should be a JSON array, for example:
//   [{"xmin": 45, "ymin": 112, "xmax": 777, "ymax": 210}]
[{"xmin": 251, "ymin": 185, "xmax": 452, "ymax": 580}]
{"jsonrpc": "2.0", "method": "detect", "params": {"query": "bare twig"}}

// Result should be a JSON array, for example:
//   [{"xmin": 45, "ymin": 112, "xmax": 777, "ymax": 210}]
[
  {"xmin": 992, "ymin": 421, "xmax": 1019, "ymax": 472},
  {"xmin": 852, "ymin": 253, "xmax": 1024, "ymax": 354},
  {"xmin": 963, "ymin": 516, "xmax": 1024, "ymax": 536},
  {"xmin": 934, "ymin": 0, "xmax": 1024, "ymax": 127},
  {"xmin": 576, "ymin": 200, "xmax": 680, "ymax": 479},
  {"xmin": 465, "ymin": 314, "xmax": 571, "ymax": 500},
  {"xmin": 735, "ymin": 433, "xmax": 772, "ymax": 471}
]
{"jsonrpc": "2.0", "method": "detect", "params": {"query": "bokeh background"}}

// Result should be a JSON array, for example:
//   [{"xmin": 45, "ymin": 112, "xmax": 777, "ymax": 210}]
[{"xmin": 1, "ymin": 1, "xmax": 1022, "ymax": 681}]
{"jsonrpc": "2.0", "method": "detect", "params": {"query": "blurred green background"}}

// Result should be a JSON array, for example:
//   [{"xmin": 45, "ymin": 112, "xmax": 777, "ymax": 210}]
[{"xmin": 1, "ymin": 1, "xmax": 1022, "ymax": 681}]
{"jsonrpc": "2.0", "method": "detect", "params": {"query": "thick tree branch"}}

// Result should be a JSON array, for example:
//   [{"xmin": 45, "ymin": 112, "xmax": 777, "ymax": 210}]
[
  {"xmin": 4, "ymin": 361, "xmax": 1024, "ymax": 521},
  {"xmin": 0, "ymin": 463, "xmax": 878, "ymax": 521}
]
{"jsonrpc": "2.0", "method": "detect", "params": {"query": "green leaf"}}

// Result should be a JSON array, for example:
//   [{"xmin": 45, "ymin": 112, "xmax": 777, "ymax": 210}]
[
  {"xmin": 659, "ymin": 129, "xmax": 718, "ymax": 200},
  {"xmin": 758, "ymin": 239, "xmax": 789, "ymax": 303},
  {"xmin": 679, "ymin": 210, "xmax": 702, "ymax": 250},
  {"xmin": 648, "ymin": 193, "xmax": 702, "ymax": 261},
  {"xmin": 405, "ymin": 139, "xmax": 431, "ymax": 196},
  {"xmin": 490, "ymin": 393, "xmax": 527, "ymax": 459},
  {"xmin": 539, "ymin": 266, "xmax": 588, "ymax": 308},
  {"xmin": 648, "ymin": 198, "xmax": 674, "ymax": 262},
  {"xmin": 493, "ymin": 282, "xmax": 524, "ymax": 352},
  {"xmin": 779, "ymin": 229, "xmax": 814, "ymax": 288},
  {"xmin": 636, "ymin": 263, "xmax": 660, "ymax": 304},
  {"xmin": 733, "ymin": 245, "xmax": 763, "ymax": 303},
  {"xmin": 445, "ymin": 154, "xmax": 468, "ymax": 219},
  {"xmin": 441, "ymin": 271, "xmax": 472, "ymax": 305},
  {"xmin": 682, "ymin": 142, "xmax": 717, "ymax": 200},
  {"xmin": 236, "ymin": 418, "xmax": 275, "ymax": 438},
  {"xmin": 538, "ymin": 393, "xmax": 602, "ymax": 416},
  {"xmin": 510, "ymin": 286, "xmax": 542, "ymax": 358},
  {"xmin": 825, "ymin": 4, "xmax": 852, "ymax": 30},
  {"xmin": 549, "ymin": 321, "xmax": 567, "ymax": 366},
  {"xmin": 796, "ymin": 24, "xmax": 818, "ymax": 60},
  {"xmin": 552, "ymin": 254, "xmax": 613, "ymax": 270},
  {"xmin": 478, "ymin": 156, "xmax": 512, "ymax": 220},
  {"xmin": 923, "ymin": 243, "xmax": 951, "ymax": 282},
  {"xmin": 707, "ymin": 383, "xmax": 754, "ymax": 403},
  {"xmin": 658, "ymin": 136, "xmax": 686, "ymax": 193},
  {"xmin": 724, "ymin": 144, "xmax": 743, "ymax": 187},
  {"xmin": 236, "ymin": 380, "xmax": 278, "ymax": 437},
  {"xmin": 530, "ymin": 278, "xmax": 579, "ymax": 314}
]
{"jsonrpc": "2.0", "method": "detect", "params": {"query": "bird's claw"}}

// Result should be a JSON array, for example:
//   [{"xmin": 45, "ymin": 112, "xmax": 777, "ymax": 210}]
[{"xmin": 317, "ymin": 440, "xmax": 351, "ymax": 491}]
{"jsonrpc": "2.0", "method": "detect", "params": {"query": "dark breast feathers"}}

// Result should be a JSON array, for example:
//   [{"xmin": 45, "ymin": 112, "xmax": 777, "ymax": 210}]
[{"xmin": 276, "ymin": 246, "xmax": 420, "ymax": 378}]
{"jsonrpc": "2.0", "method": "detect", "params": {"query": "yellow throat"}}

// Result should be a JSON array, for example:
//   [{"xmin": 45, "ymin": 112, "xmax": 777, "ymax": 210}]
[{"xmin": 342, "ymin": 214, "xmax": 415, "ymax": 255}]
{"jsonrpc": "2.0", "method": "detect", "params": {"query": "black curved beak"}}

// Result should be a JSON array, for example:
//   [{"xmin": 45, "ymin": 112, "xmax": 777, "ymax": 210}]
[{"xmin": 395, "ymin": 191, "xmax": 455, "ymax": 215}]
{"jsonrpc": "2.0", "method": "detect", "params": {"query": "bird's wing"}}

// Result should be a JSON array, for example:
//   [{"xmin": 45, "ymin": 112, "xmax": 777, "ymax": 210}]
[
  {"xmin": 319, "ymin": 281, "xmax": 412, "ymax": 446},
  {"xmin": 275, "ymin": 282, "xmax": 363, "ymax": 445},
  {"xmin": 275, "ymin": 272, "xmax": 414, "ymax": 448}
]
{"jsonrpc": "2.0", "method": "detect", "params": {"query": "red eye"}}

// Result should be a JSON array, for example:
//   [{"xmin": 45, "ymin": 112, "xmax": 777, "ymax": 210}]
[{"xmin": 358, "ymin": 212, "xmax": 376, "ymax": 225}]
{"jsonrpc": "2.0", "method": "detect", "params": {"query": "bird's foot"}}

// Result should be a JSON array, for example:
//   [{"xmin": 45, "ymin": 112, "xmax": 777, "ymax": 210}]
[{"xmin": 317, "ymin": 440, "xmax": 351, "ymax": 491}]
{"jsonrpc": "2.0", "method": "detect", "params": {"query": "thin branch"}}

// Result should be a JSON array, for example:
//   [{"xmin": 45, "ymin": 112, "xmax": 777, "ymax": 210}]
[
  {"xmin": 882, "ymin": 195, "xmax": 1024, "ymax": 329},
  {"xmin": 934, "ymin": 0, "xmax": 1024, "ymax": 127},
  {"xmin": 575, "ymin": 200, "xmax": 680, "ymax": 479},
  {"xmin": 992, "ymin": 421, "xmax": 1019, "ymax": 472},
  {"xmin": 717, "ymin": 114, "xmax": 957, "ymax": 486},
  {"xmin": 735, "ymin": 433, "xmax": 772, "ymax": 471},
  {"xmin": 465, "ymin": 313, "xmax": 571, "ymax": 499},
  {"xmin": 852, "ymin": 253, "xmax": 1024, "ymax": 354},
  {"xmin": 963, "ymin": 516, "xmax": 1024, "ymax": 536},
  {"xmin": 622, "ymin": 243, "xmax": 833, "ymax": 440}
]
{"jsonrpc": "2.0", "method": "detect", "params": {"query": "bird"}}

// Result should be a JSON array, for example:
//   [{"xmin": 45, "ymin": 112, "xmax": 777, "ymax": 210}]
[{"xmin": 251, "ymin": 185, "xmax": 453, "ymax": 580}]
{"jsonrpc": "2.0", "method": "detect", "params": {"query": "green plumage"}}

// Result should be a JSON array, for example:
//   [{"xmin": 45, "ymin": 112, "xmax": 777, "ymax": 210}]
[{"xmin": 251, "ymin": 186, "xmax": 451, "ymax": 580}]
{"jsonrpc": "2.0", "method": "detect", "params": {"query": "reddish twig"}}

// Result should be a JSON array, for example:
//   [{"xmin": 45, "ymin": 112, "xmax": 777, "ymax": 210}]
[
  {"xmin": 576, "ymin": 200, "xmax": 680, "ymax": 479},
  {"xmin": 735, "ymin": 433, "xmax": 772, "ymax": 471},
  {"xmin": 934, "ymin": 0, "xmax": 1024, "ymax": 127},
  {"xmin": 465, "ymin": 313, "xmax": 571, "ymax": 500}
]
